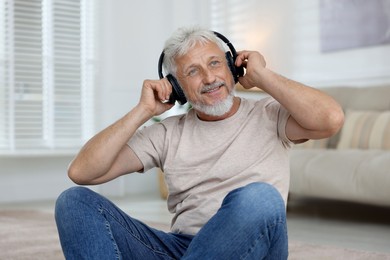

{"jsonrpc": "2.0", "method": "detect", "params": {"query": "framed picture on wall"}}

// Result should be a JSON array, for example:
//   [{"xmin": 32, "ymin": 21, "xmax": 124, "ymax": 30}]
[{"xmin": 320, "ymin": 0, "xmax": 390, "ymax": 52}]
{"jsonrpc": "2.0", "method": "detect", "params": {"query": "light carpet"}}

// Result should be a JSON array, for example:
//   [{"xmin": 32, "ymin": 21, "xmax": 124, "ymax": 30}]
[{"xmin": 1, "ymin": 210, "xmax": 389, "ymax": 260}]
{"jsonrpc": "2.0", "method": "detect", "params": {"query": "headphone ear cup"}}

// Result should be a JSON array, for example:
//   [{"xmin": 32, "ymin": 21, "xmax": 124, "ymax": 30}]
[
  {"xmin": 225, "ymin": 52, "xmax": 239, "ymax": 83},
  {"xmin": 166, "ymin": 74, "xmax": 187, "ymax": 105}
]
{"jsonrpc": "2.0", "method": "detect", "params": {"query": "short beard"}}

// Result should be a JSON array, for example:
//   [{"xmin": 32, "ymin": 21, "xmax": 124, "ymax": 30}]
[{"xmin": 189, "ymin": 82, "xmax": 235, "ymax": 117}]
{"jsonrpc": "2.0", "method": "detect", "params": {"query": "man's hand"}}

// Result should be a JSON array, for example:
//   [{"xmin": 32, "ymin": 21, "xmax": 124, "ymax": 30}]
[
  {"xmin": 138, "ymin": 78, "xmax": 175, "ymax": 118},
  {"xmin": 235, "ymin": 50, "xmax": 267, "ymax": 90}
]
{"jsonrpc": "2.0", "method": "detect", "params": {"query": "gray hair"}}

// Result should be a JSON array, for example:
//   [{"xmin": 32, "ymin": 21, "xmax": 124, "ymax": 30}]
[{"xmin": 162, "ymin": 26, "xmax": 226, "ymax": 76}]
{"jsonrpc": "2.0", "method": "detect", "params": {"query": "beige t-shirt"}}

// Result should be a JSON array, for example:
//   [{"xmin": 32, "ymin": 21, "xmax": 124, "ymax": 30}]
[{"xmin": 128, "ymin": 97, "xmax": 293, "ymax": 235}]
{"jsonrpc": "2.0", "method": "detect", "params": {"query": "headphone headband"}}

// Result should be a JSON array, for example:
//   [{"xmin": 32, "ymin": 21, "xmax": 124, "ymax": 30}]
[
  {"xmin": 212, "ymin": 31, "xmax": 238, "ymax": 59},
  {"xmin": 158, "ymin": 52, "xmax": 165, "ymax": 80}
]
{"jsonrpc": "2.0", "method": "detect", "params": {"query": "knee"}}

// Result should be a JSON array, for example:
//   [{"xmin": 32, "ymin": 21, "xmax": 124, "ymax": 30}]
[
  {"xmin": 55, "ymin": 186, "xmax": 93, "ymax": 215},
  {"xmin": 224, "ymin": 182, "xmax": 286, "ymax": 223},
  {"xmin": 221, "ymin": 183, "xmax": 288, "ymax": 256}
]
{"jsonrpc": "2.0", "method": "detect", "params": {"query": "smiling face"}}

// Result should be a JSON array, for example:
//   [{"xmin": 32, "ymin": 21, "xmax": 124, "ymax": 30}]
[{"xmin": 175, "ymin": 41, "xmax": 238, "ymax": 120}]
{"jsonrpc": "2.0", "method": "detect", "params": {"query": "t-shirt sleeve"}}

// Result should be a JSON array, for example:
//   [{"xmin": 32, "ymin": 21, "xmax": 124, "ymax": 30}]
[
  {"xmin": 277, "ymin": 104, "xmax": 294, "ymax": 148},
  {"xmin": 263, "ymin": 97, "xmax": 293, "ymax": 148},
  {"xmin": 127, "ymin": 123, "xmax": 166, "ymax": 172}
]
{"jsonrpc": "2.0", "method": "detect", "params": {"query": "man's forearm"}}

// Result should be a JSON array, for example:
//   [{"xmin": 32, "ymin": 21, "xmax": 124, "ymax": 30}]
[
  {"xmin": 258, "ymin": 69, "xmax": 344, "ymax": 138},
  {"xmin": 67, "ymin": 105, "xmax": 151, "ymax": 184}
]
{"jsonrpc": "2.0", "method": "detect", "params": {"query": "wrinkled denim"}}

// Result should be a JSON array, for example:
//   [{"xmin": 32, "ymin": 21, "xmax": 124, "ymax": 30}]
[{"xmin": 55, "ymin": 182, "xmax": 288, "ymax": 259}]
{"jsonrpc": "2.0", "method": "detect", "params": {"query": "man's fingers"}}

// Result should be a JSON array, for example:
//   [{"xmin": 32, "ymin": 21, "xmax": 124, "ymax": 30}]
[
  {"xmin": 146, "ymin": 78, "xmax": 172, "ymax": 102},
  {"xmin": 162, "ymin": 78, "xmax": 172, "ymax": 101},
  {"xmin": 235, "ymin": 50, "xmax": 250, "ymax": 66}
]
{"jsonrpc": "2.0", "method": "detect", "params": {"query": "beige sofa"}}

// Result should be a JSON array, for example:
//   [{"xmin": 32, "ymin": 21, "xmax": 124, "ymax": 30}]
[{"xmin": 289, "ymin": 86, "xmax": 390, "ymax": 207}]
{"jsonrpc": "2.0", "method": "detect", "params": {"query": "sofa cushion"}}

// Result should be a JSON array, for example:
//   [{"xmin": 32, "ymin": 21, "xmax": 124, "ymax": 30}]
[
  {"xmin": 369, "ymin": 111, "xmax": 390, "ymax": 149},
  {"xmin": 337, "ymin": 110, "xmax": 390, "ymax": 149},
  {"xmin": 320, "ymin": 86, "xmax": 390, "ymax": 148},
  {"xmin": 321, "ymin": 86, "xmax": 390, "ymax": 112},
  {"xmin": 337, "ymin": 110, "xmax": 380, "ymax": 149}
]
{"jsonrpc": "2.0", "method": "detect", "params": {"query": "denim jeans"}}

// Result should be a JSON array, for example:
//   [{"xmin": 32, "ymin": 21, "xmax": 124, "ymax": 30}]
[{"xmin": 55, "ymin": 182, "xmax": 288, "ymax": 259}]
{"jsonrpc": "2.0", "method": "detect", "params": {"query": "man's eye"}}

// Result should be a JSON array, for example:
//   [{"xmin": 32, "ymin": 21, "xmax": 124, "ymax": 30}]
[
  {"xmin": 210, "ymin": 60, "xmax": 221, "ymax": 67},
  {"xmin": 187, "ymin": 68, "xmax": 198, "ymax": 77}
]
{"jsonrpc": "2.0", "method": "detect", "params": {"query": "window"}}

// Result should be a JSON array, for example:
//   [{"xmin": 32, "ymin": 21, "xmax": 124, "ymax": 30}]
[
  {"xmin": 0, "ymin": 0, "xmax": 97, "ymax": 155},
  {"xmin": 210, "ymin": 0, "xmax": 257, "ymax": 50}
]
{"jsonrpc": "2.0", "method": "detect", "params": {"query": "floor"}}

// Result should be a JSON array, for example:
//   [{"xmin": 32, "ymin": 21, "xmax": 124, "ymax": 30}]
[
  {"xmin": 286, "ymin": 195, "xmax": 390, "ymax": 253},
  {"xmin": 2, "ymin": 193, "xmax": 390, "ymax": 254}
]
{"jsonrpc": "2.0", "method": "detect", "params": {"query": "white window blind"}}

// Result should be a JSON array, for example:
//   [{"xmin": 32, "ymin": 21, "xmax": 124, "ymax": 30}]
[
  {"xmin": 210, "ymin": 0, "xmax": 257, "ymax": 50},
  {"xmin": 0, "ymin": 0, "xmax": 97, "ymax": 154}
]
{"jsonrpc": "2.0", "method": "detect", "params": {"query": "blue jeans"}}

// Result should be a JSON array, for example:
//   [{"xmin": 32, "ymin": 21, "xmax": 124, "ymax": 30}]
[{"xmin": 55, "ymin": 182, "xmax": 288, "ymax": 259}]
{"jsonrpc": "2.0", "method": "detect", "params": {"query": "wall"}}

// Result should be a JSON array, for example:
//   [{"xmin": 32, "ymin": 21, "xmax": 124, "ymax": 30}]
[{"xmin": 0, "ymin": 155, "xmax": 85, "ymax": 203}]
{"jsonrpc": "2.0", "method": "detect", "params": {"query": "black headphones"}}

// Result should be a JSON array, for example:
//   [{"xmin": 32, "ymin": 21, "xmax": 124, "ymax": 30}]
[{"xmin": 158, "ymin": 31, "xmax": 244, "ymax": 105}]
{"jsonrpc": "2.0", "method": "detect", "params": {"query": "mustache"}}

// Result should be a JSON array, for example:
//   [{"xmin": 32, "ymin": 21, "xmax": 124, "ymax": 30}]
[{"xmin": 200, "ymin": 81, "xmax": 225, "ymax": 93}]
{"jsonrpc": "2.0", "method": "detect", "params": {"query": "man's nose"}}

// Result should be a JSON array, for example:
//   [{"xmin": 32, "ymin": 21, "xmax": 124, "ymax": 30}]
[{"xmin": 201, "ymin": 68, "xmax": 216, "ymax": 84}]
